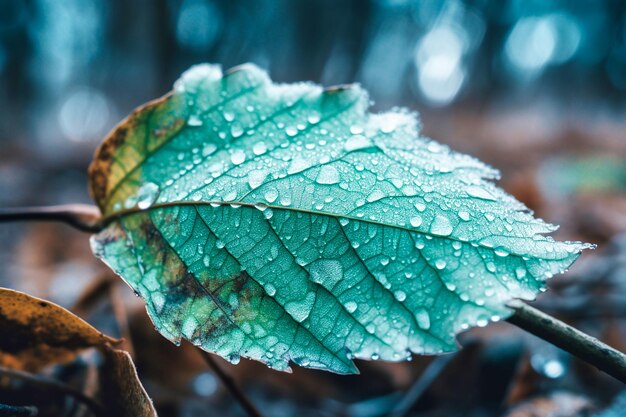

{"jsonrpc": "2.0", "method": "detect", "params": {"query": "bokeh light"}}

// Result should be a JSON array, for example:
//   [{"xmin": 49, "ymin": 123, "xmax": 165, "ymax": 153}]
[
  {"xmin": 414, "ymin": 24, "xmax": 467, "ymax": 105},
  {"xmin": 504, "ymin": 13, "xmax": 581, "ymax": 77},
  {"xmin": 58, "ymin": 88, "xmax": 112, "ymax": 143},
  {"xmin": 176, "ymin": 0, "xmax": 222, "ymax": 51}
]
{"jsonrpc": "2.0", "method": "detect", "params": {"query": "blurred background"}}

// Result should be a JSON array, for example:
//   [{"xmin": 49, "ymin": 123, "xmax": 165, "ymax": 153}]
[{"xmin": 0, "ymin": 0, "xmax": 625, "ymax": 416}]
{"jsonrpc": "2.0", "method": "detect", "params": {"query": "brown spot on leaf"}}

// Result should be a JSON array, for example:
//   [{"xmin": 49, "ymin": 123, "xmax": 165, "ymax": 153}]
[{"xmin": 230, "ymin": 271, "xmax": 248, "ymax": 295}]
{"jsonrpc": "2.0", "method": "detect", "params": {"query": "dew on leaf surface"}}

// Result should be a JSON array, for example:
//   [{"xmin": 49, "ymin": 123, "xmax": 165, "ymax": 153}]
[
  {"xmin": 187, "ymin": 115, "xmax": 203, "ymax": 126},
  {"xmin": 414, "ymin": 308, "xmax": 431, "ymax": 330},
  {"xmin": 136, "ymin": 182, "xmax": 160, "ymax": 209},
  {"xmin": 316, "ymin": 165, "xmax": 340, "ymax": 184},
  {"xmin": 264, "ymin": 189, "xmax": 278, "ymax": 203},
  {"xmin": 344, "ymin": 301, "xmax": 358, "ymax": 313},
  {"xmin": 410, "ymin": 215, "xmax": 423, "ymax": 227},
  {"xmin": 430, "ymin": 214, "xmax": 453, "ymax": 236}
]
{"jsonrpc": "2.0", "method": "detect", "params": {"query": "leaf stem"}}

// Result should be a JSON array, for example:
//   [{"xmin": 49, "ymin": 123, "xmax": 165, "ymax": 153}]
[
  {"xmin": 0, "ymin": 204, "xmax": 102, "ymax": 233},
  {"xmin": 507, "ymin": 299, "xmax": 626, "ymax": 384},
  {"xmin": 0, "ymin": 365, "xmax": 106, "ymax": 417},
  {"xmin": 197, "ymin": 349, "xmax": 264, "ymax": 417}
]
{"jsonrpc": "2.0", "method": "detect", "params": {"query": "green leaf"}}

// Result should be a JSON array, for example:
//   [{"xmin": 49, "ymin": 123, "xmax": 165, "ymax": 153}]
[{"xmin": 89, "ymin": 64, "xmax": 591, "ymax": 374}]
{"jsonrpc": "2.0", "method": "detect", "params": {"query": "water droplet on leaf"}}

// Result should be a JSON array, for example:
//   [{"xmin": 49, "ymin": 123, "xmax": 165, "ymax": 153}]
[
  {"xmin": 187, "ymin": 115, "xmax": 203, "ymax": 126},
  {"xmin": 430, "ymin": 215, "xmax": 453, "ymax": 236},
  {"xmin": 230, "ymin": 149, "xmax": 246, "ymax": 165},
  {"xmin": 316, "ymin": 165, "xmax": 340, "ymax": 184},
  {"xmin": 252, "ymin": 141, "xmax": 267, "ymax": 155},
  {"xmin": 137, "ymin": 182, "xmax": 160, "ymax": 209},
  {"xmin": 410, "ymin": 215, "xmax": 423, "ymax": 227},
  {"xmin": 415, "ymin": 308, "xmax": 431, "ymax": 330},
  {"xmin": 264, "ymin": 189, "xmax": 278, "ymax": 203}
]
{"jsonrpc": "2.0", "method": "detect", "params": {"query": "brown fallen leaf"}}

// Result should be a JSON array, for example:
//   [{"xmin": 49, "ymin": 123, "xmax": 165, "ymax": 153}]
[
  {"xmin": 504, "ymin": 353, "xmax": 541, "ymax": 406},
  {"xmin": 99, "ymin": 345, "xmax": 157, "ymax": 417},
  {"xmin": 504, "ymin": 391, "xmax": 595, "ymax": 417},
  {"xmin": 0, "ymin": 287, "xmax": 118, "ymax": 371}
]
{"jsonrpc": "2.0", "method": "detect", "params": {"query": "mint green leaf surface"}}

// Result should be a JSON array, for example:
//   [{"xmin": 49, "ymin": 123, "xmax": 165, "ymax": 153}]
[{"xmin": 89, "ymin": 64, "xmax": 590, "ymax": 373}]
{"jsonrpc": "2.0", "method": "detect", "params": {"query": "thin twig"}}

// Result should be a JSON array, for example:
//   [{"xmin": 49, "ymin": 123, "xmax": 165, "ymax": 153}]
[
  {"xmin": 0, "ymin": 404, "xmax": 38, "ymax": 417},
  {"xmin": 0, "ymin": 204, "xmax": 102, "ymax": 233},
  {"xmin": 197, "ymin": 349, "xmax": 263, "ymax": 417},
  {"xmin": 71, "ymin": 274, "xmax": 116, "ymax": 317},
  {"xmin": 507, "ymin": 299, "xmax": 626, "ymax": 384},
  {"xmin": 389, "ymin": 353, "xmax": 457, "ymax": 417},
  {"xmin": 0, "ymin": 365, "xmax": 106, "ymax": 417}
]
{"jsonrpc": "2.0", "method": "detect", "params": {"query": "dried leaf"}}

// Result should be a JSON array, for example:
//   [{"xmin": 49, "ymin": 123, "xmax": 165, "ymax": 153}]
[
  {"xmin": 504, "ymin": 392, "xmax": 593, "ymax": 417},
  {"xmin": 99, "ymin": 345, "xmax": 157, "ymax": 417},
  {"xmin": 0, "ymin": 287, "xmax": 118, "ymax": 371}
]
